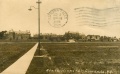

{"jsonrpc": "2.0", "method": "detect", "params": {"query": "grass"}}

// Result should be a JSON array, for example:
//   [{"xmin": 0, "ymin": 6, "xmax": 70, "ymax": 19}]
[
  {"xmin": 26, "ymin": 43, "xmax": 120, "ymax": 74},
  {"xmin": 0, "ymin": 42, "xmax": 35, "ymax": 73}
]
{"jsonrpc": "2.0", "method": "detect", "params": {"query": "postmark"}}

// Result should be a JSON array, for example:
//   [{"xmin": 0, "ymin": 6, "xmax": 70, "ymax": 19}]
[{"xmin": 48, "ymin": 8, "xmax": 68, "ymax": 28}]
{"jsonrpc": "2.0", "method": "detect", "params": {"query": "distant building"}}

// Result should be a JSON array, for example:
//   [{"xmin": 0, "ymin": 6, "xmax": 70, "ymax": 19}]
[
  {"xmin": 32, "ymin": 32, "xmax": 120, "ymax": 42},
  {"xmin": 111, "ymin": 37, "xmax": 118, "ymax": 42},
  {"xmin": 87, "ymin": 35, "xmax": 100, "ymax": 41},
  {"xmin": 100, "ymin": 36, "xmax": 118, "ymax": 42},
  {"xmin": 33, "ymin": 33, "xmax": 64, "ymax": 42},
  {"xmin": 7, "ymin": 29, "xmax": 31, "ymax": 40}
]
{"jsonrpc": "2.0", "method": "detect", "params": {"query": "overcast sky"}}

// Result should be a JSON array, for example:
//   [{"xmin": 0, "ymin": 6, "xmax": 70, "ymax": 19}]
[{"xmin": 0, "ymin": 0, "xmax": 120, "ymax": 37}]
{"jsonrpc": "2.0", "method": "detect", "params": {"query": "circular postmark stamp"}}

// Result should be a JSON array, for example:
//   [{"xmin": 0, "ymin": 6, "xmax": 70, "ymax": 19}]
[{"xmin": 48, "ymin": 8, "xmax": 68, "ymax": 28}]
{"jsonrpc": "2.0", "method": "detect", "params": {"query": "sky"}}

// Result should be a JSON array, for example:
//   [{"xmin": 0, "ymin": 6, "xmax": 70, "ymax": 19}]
[{"xmin": 0, "ymin": 0, "xmax": 120, "ymax": 37}]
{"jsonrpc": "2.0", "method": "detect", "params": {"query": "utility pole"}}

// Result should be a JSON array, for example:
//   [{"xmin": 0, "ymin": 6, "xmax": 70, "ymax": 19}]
[
  {"xmin": 37, "ymin": 0, "xmax": 41, "ymax": 55},
  {"xmin": 28, "ymin": 0, "xmax": 42, "ymax": 55}
]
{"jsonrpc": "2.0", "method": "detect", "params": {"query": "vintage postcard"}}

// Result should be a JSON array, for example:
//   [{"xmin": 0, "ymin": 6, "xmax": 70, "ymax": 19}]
[{"xmin": 0, "ymin": 0, "xmax": 120, "ymax": 74}]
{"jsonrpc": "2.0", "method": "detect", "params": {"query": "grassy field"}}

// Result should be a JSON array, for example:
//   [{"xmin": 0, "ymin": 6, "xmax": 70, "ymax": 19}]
[
  {"xmin": 26, "ymin": 42, "xmax": 120, "ymax": 74},
  {"xmin": 0, "ymin": 42, "xmax": 35, "ymax": 73}
]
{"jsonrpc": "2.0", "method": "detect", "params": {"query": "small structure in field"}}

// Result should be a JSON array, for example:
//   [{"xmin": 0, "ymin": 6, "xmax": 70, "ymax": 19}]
[{"xmin": 68, "ymin": 39, "xmax": 75, "ymax": 42}]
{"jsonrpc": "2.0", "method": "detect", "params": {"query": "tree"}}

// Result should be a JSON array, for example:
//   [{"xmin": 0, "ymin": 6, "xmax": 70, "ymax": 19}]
[
  {"xmin": 0, "ymin": 31, "xmax": 7, "ymax": 39},
  {"xmin": 64, "ymin": 31, "xmax": 80, "ymax": 41}
]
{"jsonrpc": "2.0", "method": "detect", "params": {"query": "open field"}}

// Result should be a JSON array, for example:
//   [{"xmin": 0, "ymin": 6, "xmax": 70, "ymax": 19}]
[
  {"xmin": 0, "ymin": 42, "xmax": 35, "ymax": 73},
  {"xmin": 27, "ymin": 43, "xmax": 120, "ymax": 74}
]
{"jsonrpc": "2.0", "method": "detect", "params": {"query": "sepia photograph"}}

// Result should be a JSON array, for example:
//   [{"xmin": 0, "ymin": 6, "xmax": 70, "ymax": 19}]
[{"xmin": 0, "ymin": 0, "xmax": 120, "ymax": 74}]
